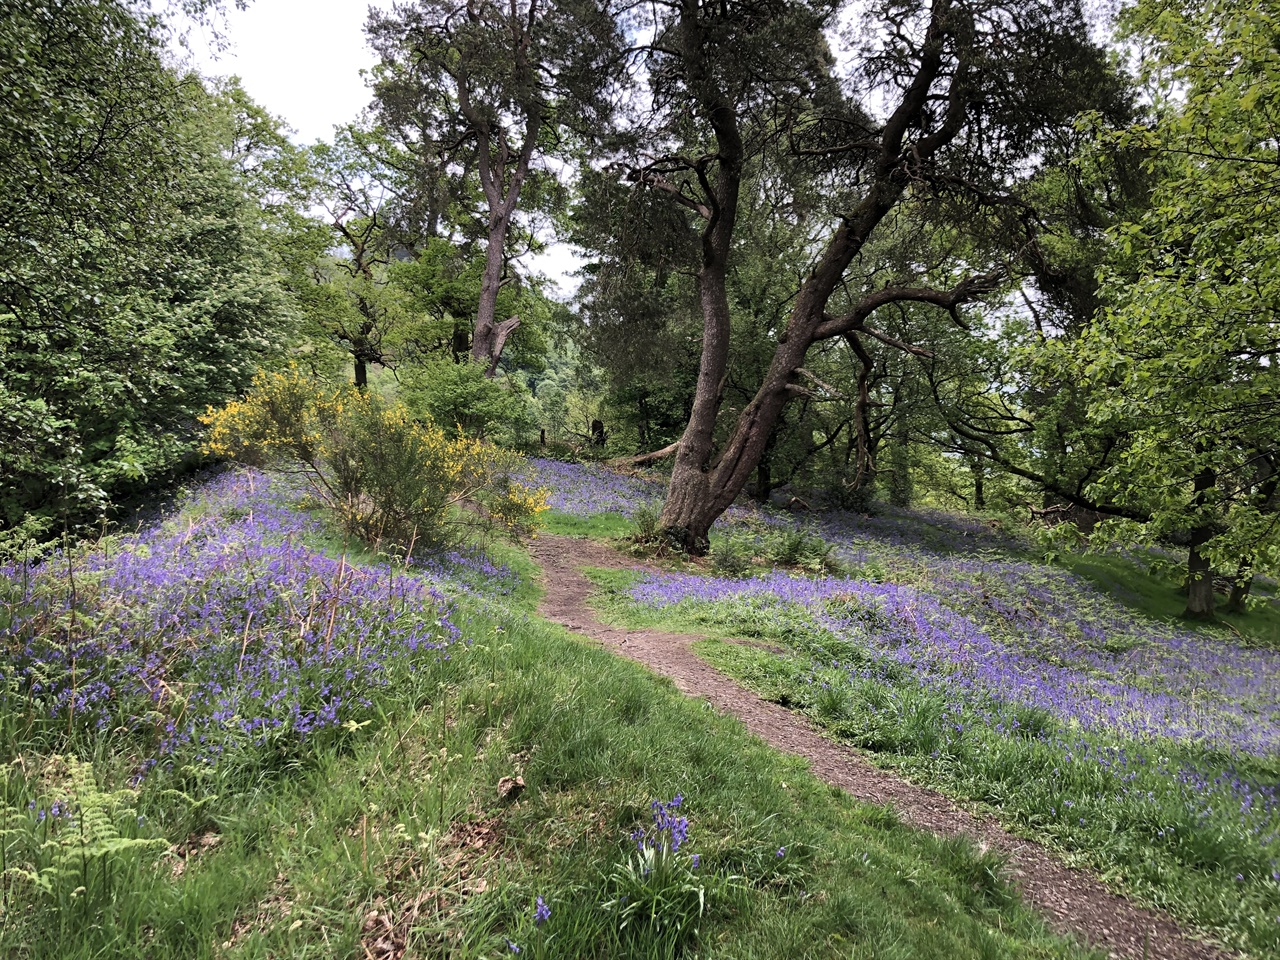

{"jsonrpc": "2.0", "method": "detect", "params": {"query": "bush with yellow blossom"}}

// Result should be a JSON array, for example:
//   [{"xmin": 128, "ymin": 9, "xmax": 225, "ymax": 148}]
[{"xmin": 201, "ymin": 368, "xmax": 547, "ymax": 552}]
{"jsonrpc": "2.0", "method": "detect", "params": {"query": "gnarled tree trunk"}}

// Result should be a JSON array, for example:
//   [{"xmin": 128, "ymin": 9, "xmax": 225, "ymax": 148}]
[{"xmin": 656, "ymin": 3, "xmax": 997, "ymax": 552}]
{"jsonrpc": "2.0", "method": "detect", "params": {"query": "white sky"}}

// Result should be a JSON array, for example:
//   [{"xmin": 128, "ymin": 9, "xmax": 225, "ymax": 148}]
[{"xmin": 177, "ymin": 0, "xmax": 389, "ymax": 144}]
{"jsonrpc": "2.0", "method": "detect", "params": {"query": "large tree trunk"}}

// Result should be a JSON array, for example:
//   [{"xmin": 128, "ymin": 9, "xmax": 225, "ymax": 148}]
[
  {"xmin": 661, "ymin": 241, "xmax": 740, "ymax": 551},
  {"xmin": 656, "ymin": 3, "xmax": 973, "ymax": 551},
  {"xmin": 1184, "ymin": 465, "xmax": 1217, "ymax": 620},
  {"xmin": 658, "ymin": 59, "xmax": 745, "ymax": 551}
]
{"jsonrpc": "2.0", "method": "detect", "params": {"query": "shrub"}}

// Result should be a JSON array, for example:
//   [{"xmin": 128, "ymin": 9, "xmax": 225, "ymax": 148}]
[
  {"xmin": 400, "ymin": 357, "xmax": 535, "ymax": 442},
  {"xmin": 709, "ymin": 536, "xmax": 751, "ymax": 577},
  {"xmin": 629, "ymin": 503, "xmax": 662, "ymax": 544},
  {"xmin": 201, "ymin": 368, "xmax": 546, "ymax": 553}
]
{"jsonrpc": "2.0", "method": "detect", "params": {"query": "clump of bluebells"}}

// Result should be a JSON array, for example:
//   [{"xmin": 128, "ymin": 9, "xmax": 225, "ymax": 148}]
[
  {"xmin": 632, "ymin": 794, "xmax": 690, "ymax": 856},
  {"xmin": 0, "ymin": 470, "xmax": 469, "ymax": 776},
  {"xmin": 603, "ymin": 795, "xmax": 710, "ymax": 953},
  {"xmin": 528, "ymin": 459, "xmax": 664, "ymax": 519}
]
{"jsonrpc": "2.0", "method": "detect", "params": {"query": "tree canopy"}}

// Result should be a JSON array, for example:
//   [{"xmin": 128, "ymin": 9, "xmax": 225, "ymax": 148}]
[{"xmin": 7, "ymin": 0, "xmax": 1280, "ymax": 618}]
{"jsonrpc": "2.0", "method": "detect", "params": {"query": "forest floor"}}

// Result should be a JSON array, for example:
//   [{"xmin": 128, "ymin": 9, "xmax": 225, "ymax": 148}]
[
  {"xmin": 527, "ymin": 532, "xmax": 1232, "ymax": 960},
  {"xmin": 6, "ymin": 463, "xmax": 1273, "ymax": 958}
]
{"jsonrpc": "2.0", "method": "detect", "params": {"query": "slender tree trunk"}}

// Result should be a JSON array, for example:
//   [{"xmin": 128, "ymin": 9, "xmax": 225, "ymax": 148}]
[
  {"xmin": 973, "ymin": 461, "xmax": 986, "ymax": 511},
  {"xmin": 451, "ymin": 324, "xmax": 470, "ymax": 362},
  {"xmin": 1184, "ymin": 465, "xmax": 1217, "ymax": 620},
  {"xmin": 466, "ymin": 99, "xmax": 538, "ymax": 376},
  {"xmin": 636, "ymin": 394, "xmax": 649, "ymax": 448},
  {"xmin": 471, "ymin": 214, "xmax": 522, "ymax": 374},
  {"xmin": 888, "ymin": 378, "xmax": 912, "ymax": 507},
  {"xmin": 754, "ymin": 458, "xmax": 772, "ymax": 504},
  {"xmin": 354, "ymin": 357, "xmax": 368, "ymax": 391}
]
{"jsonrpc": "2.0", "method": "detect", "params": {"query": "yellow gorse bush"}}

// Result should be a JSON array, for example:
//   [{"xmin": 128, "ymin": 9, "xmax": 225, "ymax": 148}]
[{"xmin": 201, "ymin": 367, "xmax": 546, "ymax": 552}]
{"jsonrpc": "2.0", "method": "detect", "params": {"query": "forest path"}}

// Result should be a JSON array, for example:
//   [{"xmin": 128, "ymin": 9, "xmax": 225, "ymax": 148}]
[{"xmin": 526, "ymin": 532, "xmax": 1233, "ymax": 960}]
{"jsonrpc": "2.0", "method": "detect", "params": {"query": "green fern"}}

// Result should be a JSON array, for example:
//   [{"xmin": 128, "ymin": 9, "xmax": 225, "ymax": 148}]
[{"xmin": 3, "ymin": 757, "xmax": 166, "ymax": 912}]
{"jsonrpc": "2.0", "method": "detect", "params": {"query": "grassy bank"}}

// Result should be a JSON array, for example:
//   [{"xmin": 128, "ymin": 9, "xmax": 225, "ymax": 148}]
[
  {"xmin": 585, "ymin": 560, "xmax": 1280, "ymax": 957},
  {"xmin": 0, "ymin": 470, "xmax": 1093, "ymax": 959}
]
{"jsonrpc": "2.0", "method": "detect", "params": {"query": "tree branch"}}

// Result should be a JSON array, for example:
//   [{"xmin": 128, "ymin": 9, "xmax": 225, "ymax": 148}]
[{"xmin": 813, "ymin": 269, "xmax": 1002, "ymax": 341}]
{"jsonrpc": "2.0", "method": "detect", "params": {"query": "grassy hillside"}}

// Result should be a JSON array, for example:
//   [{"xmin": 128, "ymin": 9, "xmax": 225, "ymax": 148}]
[
  {"xmin": 0, "ymin": 469, "xmax": 1093, "ymax": 959},
  {"xmin": 565, "ymin": 461, "xmax": 1280, "ymax": 956}
]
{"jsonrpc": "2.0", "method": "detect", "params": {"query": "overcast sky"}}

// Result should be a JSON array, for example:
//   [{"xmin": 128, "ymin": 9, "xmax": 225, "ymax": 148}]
[{"xmin": 179, "ymin": 0, "xmax": 390, "ymax": 145}]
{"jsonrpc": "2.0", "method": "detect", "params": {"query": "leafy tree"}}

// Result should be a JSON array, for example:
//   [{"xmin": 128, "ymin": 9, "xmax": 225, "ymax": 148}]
[
  {"xmin": 1069, "ymin": 0, "xmax": 1280, "ymax": 617},
  {"xmin": 0, "ymin": 0, "xmax": 289, "ymax": 545},
  {"xmin": 287, "ymin": 132, "xmax": 432, "ymax": 389},
  {"xmin": 400, "ymin": 356, "xmax": 534, "ymax": 441},
  {"xmin": 366, "ymin": 0, "xmax": 623, "ymax": 374}
]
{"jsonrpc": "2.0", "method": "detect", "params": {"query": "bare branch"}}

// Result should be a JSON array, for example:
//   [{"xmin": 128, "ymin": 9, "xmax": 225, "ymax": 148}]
[
  {"xmin": 611, "ymin": 440, "xmax": 680, "ymax": 467},
  {"xmin": 813, "ymin": 269, "xmax": 1003, "ymax": 341}
]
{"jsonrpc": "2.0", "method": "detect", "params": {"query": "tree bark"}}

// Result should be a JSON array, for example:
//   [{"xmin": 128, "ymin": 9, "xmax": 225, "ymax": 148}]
[
  {"xmin": 1184, "ymin": 465, "xmax": 1217, "ymax": 620},
  {"xmin": 1227, "ymin": 559, "xmax": 1253, "ymax": 614},
  {"xmin": 471, "ymin": 212, "xmax": 510, "ymax": 368},
  {"xmin": 462, "ymin": 56, "xmax": 540, "ymax": 376},
  {"xmin": 471, "ymin": 210, "xmax": 523, "ymax": 373},
  {"xmin": 657, "ymin": 57, "xmax": 745, "ymax": 552},
  {"xmin": 655, "ymin": 3, "xmax": 981, "ymax": 552},
  {"xmin": 754, "ymin": 457, "xmax": 773, "ymax": 504},
  {"xmin": 636, "ymin": 394, "xmax": 649, "ymax": 448}
]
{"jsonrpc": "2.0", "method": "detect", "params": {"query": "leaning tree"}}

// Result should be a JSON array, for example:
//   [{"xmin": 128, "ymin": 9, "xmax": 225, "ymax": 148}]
[{"xmin": 590, "ymin": 0, "xmax": 1118, "ymax": 551}]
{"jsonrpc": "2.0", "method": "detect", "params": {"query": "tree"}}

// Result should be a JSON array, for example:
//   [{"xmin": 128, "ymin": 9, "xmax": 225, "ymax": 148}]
[
  {"xmin": 1069, "ymin": 0, "xmax": 1280, "ymax": 617},
  {"xmin": 0, "ymin": 0, "xmax": 289, "ymax": 544},
  {"xmin": 366, "ymin": 0, "xmax": 622, "ymax": 374},
  {"xmin": 288, "ymin": 132, "xmax": 431, "ymax": 390},
  {"xmin": 589, "ymin": 0, "xmax": 1113, "ymax": 551}
]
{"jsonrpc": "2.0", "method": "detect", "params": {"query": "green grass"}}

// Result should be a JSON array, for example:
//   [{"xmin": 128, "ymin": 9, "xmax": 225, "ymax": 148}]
[
  {"xmin": 541, "ymin": 510, "xmax": 635, "ymax": 540},
  {"xmin": 581, "ymin": 577, "xmax": 1280, "ymax": 957},
  {"xmin": 0, "ymin": 529, "xmax": 1097, "ymax": 959},
  {"xmin": 1061, "ymin": 551, "xmax": 1280, "ymax": 649}
]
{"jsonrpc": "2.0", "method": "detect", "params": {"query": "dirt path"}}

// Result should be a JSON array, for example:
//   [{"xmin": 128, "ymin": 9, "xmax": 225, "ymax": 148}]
[{"xmin": 526, "ymin": 533, "xmax": 1234, "ymax": 960}]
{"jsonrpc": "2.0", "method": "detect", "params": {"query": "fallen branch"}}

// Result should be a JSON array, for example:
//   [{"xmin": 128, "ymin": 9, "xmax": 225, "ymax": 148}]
[{"xmin": 612, "ymin": 441, "xmax": 680, "ymax": 467}]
